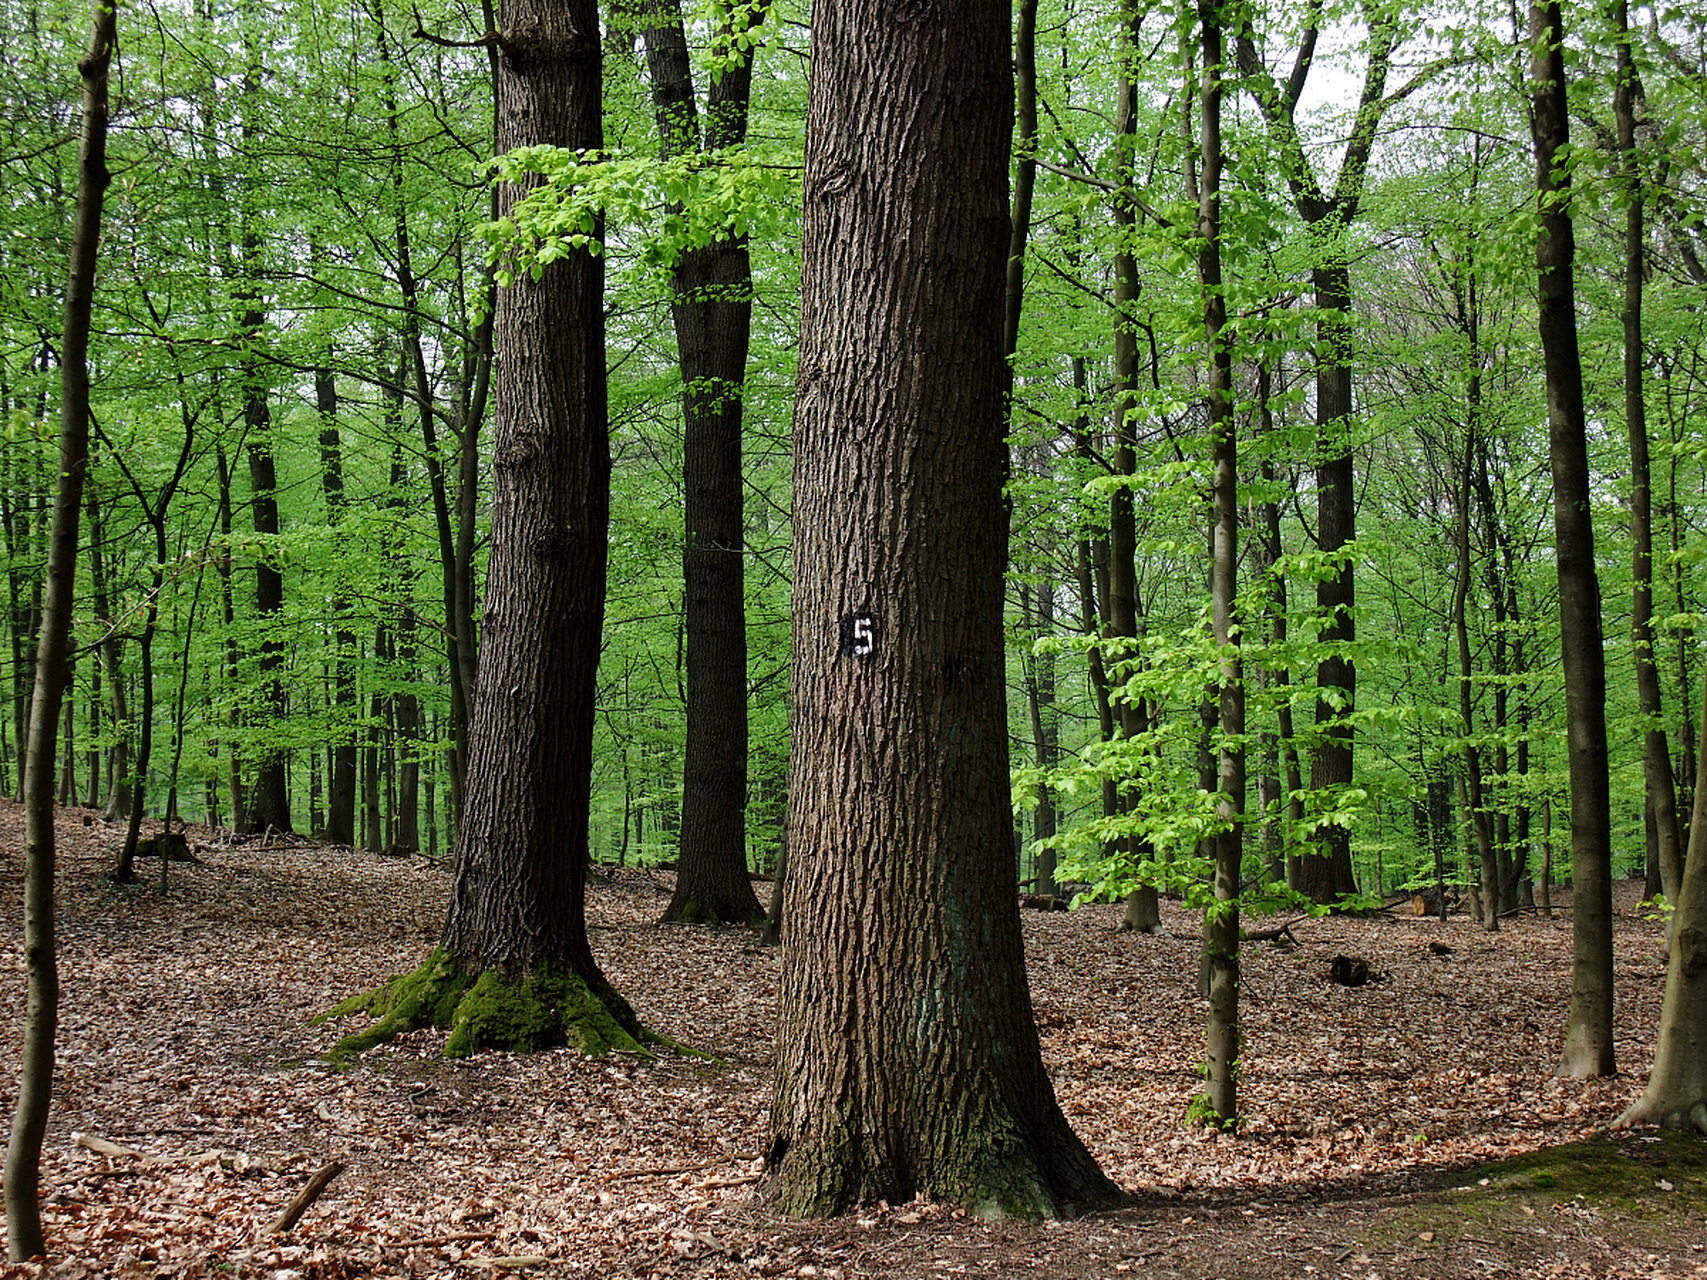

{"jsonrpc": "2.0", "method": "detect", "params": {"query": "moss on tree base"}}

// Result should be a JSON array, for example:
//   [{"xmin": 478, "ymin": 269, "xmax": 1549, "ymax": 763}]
[{"xmin": 316, "ymin": 948, "xmax": 662, "ymax": 1065}]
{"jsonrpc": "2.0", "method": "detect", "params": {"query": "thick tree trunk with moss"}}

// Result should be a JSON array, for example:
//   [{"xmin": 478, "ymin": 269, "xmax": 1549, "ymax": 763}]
[
  {"xmin": 328, "ymin": 0, "xmax": 645, "ymax": 1063},
  {"xmin": 1531, "ymin": 0, "xmax": 1615, "ymax": 1079},
  {"xmin": 760, "ymin": 0, "xmax": 1123, "ymax": 1220}
]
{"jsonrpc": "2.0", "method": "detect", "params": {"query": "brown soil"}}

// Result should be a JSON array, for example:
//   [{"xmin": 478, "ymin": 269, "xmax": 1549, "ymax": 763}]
[{"xmin": 0, "ymin": 801, "xmax": 1702, "ymax": 1278}]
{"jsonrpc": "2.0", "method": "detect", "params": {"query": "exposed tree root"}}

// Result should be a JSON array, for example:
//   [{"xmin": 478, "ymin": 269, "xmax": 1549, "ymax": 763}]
[
  {"xmin": 316, "ymin": 948, "xmax": 666, "ymax": 1065},
  {"xmin": 1612, "ymin": 1095, "xmax": 1707, "ymax": 1135}
]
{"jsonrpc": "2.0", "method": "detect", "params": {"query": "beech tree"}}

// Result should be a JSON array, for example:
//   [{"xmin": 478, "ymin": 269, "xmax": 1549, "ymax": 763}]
[
  {"xmin": 1530, "ymin": 0, "xmax": 1615, "ymax": 1078},
  {"xmin": 759, "ymin": 0, "xmax": 1122, "ymax": 1218}
]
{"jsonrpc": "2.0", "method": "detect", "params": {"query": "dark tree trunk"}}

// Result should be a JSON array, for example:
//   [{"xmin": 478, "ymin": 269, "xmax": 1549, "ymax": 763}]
[
  {"xmin": 214, "ymin": 446, "xmax": 246, "ymax": 833},
  {"xmin": 1531, "ymin": 0, "xmax": 1615, "ymax": 1078},
  {"xmin": 239, "ymin": 52, "xmax": 290, "ymax": 835},
  {"xmin": 1110, "ymin": 0, "xmax": 1160, "ymax": 933},
  {"xmin": 760, "ymin": 0, "xmax": 1122, "ymax": 1218},
  {"xmin": 6, "ymin": 0, "xmax": 111, "ymax": 1254},
  {"xmin": 431, "ymin": 0, "xmax": 644, "ymax": 1054},
  {"xmin": 318, "ymin": 342, "xmax": 357, "ymax": 846},
  {"xmin": 1198, "ymin": 0, "xmax": 1241, "ymax": 1129},
  {"xmin": 1232, "ymin": 9, "xmax": 1407, "ymax": 906},
  {"xmin": 640, "ymin": 0, "xmax": 765, "ymax": 927},
  {"xmin": 1301, "ymin": 261, "xmax": 1359, "ymax": 904}
]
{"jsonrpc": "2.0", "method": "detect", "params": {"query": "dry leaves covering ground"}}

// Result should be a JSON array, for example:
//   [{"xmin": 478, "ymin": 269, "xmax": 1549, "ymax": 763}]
[{"xmin": 1, "ymin": 800, "xmax": 1703, "ymax": 1279}]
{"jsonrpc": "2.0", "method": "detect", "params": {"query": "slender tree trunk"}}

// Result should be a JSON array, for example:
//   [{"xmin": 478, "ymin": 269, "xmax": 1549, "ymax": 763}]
[
  {"xmin": 214, "ymin": 446, "xmax": 246, "ymax": 833},
  {"xmin": 318, "ymin": 334, "xmax": 357, "ymax": 846},
  {"xmin": 1110, "ymin": 0, "xmax": 1159, "ymax": 933},
  {"xmin": 1531, "ymin": 0, "xmax": 1615, "ymax": 1078},
  {"xmin": 6, "ymin": 0, "xmax": 111, "ymax": 1254},
  {"xmin": 1611, "ymin": 0, "xmax": 1684, "ymax": 903},
  {"xmin": 1198, "ymin": 0, "xmax": 1241, "ymax": 1128}
]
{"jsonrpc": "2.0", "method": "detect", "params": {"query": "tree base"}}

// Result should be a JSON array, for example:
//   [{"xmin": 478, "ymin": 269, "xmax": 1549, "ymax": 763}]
[
  {"xmin": 1614, "ymin": 1095, "xmax": 1707, "ymax": 1135},
  {"xmin": 317, "ymin": 948, "xmax": 659, "ymax": 1064},
  {"xmin": 760, "ymin": 1126, "xmax": 1127, "ymax": 1221},
  {"xmin": 661, "ymin": 886, "xmax": 766, "ymax": 927}
]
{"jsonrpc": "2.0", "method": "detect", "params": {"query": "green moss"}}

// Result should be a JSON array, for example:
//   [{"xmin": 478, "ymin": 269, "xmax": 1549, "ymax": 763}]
[
  {"xmin": 1367, "ymin": 1133, "xmax": 1707, "ymax": 1257},
  {"xmin": 316, "ymin": 949, "xmax": 700, "ymax": 1066}
]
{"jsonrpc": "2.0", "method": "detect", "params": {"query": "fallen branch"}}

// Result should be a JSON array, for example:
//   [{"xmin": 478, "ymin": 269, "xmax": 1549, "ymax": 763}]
[
  {"xmin": 270, "ymin": 1160, "xmax": 345, "ymax": 1233},
  {"xmin": 74, "ymin": 1132, "xmax": 143, "ymax": 1159}
]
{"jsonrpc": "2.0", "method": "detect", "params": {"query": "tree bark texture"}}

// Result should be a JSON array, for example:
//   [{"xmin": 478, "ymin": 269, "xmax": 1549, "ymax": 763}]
[
  {"xmin": 642, "ymin": 0, "xmax": 765, "ymax": 926},
  {"xmin": 1531, "ymin": 0, "xmax": 1616, "ymax": 1078},
  {"xmin": 440, "ymin": 0, "xmax": 615, "ymax": 993},
  {"xmin": 6, "ymin": 0, "xmax": 111, "ymax": 1257},
  {"xmin": 762, "ymin": 0, "xmax": 1122, "ymax": 1219}
]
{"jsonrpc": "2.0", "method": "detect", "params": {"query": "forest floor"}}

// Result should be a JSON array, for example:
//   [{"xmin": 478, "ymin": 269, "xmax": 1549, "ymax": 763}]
[{"xmin": 1, "ymin": 801, "xmax": 1704, "ymax": 1280}]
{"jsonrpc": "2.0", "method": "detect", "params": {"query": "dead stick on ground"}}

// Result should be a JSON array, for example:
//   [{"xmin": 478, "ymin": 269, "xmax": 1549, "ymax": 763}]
[{"xmin": 271, "ymin": 1161, "xmax": 345, "ymax": 1233}]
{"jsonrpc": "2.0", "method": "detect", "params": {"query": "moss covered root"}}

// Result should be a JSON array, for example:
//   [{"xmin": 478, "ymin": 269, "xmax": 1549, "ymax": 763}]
[{"xmin": 316, "ymin": 949, "xmax": 665, "ymax": 1065}]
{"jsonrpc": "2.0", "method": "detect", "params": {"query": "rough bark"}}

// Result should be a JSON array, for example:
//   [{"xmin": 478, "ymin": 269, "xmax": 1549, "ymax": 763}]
[
  {"xmin": 760, "ymin": 0, "xmax": 1122, "ymax": 1219},
  {"xmin": 5, "ymin": 0, "xmax": 111, "ymax": 1256},
  {"xmin": 1531, "ymin": 0, "xmax": 1615, "ymax": 1078},
  {"xmin": 420, "ymin": 0, "xmax": 643, "ymax": 1053}
]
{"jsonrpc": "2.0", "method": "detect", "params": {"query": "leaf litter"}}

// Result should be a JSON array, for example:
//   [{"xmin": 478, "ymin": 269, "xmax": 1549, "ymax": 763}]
[{"xmin": 1, "ymin": 801, "xmax": 1701, "ymax": 1279}]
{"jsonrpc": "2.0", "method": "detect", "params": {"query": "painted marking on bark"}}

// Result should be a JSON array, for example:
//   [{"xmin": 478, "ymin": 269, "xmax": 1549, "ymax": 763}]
[{"xmin": 840, "ymin": 611, "xmax": 876, "ymax": 659}]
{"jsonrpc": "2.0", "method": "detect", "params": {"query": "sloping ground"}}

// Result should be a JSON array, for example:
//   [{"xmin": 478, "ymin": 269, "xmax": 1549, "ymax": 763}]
[{"xmin": 0, "ymin": 800, "xmax": 1701, "ymax": 1279}]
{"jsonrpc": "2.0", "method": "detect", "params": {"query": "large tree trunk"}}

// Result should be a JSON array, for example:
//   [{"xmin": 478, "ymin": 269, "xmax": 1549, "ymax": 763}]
[
  {"xmin": 642, "ymin": 0, "xmax": 765, "ymax": 926},
  {"xmin": 1531, "ymin": 0, "xmax": 1615, "ymax": 1078},
  {"xmin": 429, "ymin": 0, "xmax": 642, "ymax": 1047},
  {"xmin": 760, "ymin": 0, "xmax": 1122, "ymax": 1219},
  {"xmin": 5, "ymin": 0, "xmax": 111, "ymax": 1255}
]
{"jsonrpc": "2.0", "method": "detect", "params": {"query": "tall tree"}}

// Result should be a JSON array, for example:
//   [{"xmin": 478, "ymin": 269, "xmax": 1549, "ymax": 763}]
[
  {"xmin": 327, "ymin": 0, "xmax": 649, "ymax": 1060},
  {"xmin": 1610, "ymin": 0, "xmax": 1683, "ymax": 904},
  {"xmin": 640, "ymin": 0, "xmax": 767, "ymax": 926},
  {"xmin": 1530, "ymin": 0, "xmax": 1615, "ymax": 1078},
  {"xmin": 1232, "ymin": 0, "xmax": 1432, "ymax": 902},
  {"xmin": 1197, "ymin": 0, "xmax": 1242, "ymax": 1129},
  {"xmin": 759, "ymin": 0, "xmax": 1123, "ymax": 1217},
  {"xmin": 5, "ymin": 0, "xmax": 112, "ymax": 1256}
]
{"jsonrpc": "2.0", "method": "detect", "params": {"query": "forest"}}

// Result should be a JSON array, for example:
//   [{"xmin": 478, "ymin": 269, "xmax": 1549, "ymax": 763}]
[{"xmin": 3, "ymin": 0, "xmax": 1707, "ymax": 1268}]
